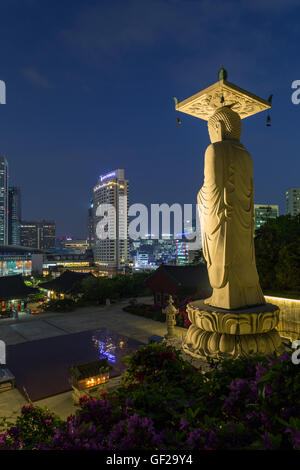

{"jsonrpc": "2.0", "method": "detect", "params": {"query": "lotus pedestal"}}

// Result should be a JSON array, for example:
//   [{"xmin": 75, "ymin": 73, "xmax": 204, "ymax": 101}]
[{"xmin": 182, "ymin": 300, "xmax": 283, "ymax": 359}]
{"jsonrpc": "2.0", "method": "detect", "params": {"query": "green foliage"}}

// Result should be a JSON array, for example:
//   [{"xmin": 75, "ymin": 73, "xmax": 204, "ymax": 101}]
[
  {"xmin": 255, "ymin": 214, "xmax": 300, "ymax": 291},
  {"xmin": 31, "ymin": 271, "xmax": 54, "ymax": 286},
  {"xmin": 275, "ymin": 240, "xmax": 300, "ymax": 290},
  {"xmin": 123, "ymin": 304, "xmax": 165, "ymax": 322},
  {"xmin": 81, "ymin": 272, "xmax": 151, "ymax": 303},
  {"xmin": 41, "ymin": 298, "xmax": 77, "ymax": 312},
  {"xmin": 190, "ymin": 248, "xmax": 205, "ymax": 265}
]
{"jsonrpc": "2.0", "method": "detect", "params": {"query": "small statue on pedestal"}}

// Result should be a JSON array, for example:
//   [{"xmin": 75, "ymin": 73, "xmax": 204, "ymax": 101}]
[{"xmin": 163, "ymin": 295, "xmax": 178, "ymax": 338}]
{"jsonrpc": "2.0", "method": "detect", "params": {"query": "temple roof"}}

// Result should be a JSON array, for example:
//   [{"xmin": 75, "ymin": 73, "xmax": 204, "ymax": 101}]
[
  {"xmin": 146, "ymin": 264, "xmax": 212, "ymax": 294},
  {"xmin": 39, "ymin": 269, "xmax": 94, "ymax": 294},
  {"xmin": 0, "ymin": 274, "xmax": 38, "ymax": 301}
]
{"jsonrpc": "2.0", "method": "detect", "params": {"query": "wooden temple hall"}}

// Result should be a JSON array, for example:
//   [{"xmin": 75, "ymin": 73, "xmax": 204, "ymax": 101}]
[{"xmin": 0, "ymin": 274, "xmax": 38, "ymax": 318}]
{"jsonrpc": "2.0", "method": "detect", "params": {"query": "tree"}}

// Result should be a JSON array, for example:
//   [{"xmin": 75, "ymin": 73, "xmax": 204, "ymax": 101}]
[
  {"xmin": 254, "ymin": 214, "xmax": 300, "ymax": 291},
  {"xmin": 275, "ymin": 239, "xmax": 300, "ymax": 291},
  {"xmin": 190, "ymin": 248, "xmax": 205, "ymax": 265}
]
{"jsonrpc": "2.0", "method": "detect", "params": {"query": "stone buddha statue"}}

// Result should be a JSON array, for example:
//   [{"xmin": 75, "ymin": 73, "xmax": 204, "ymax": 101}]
[{"xmin": 198, "ymin": 105, "xmax": 265, "ymax": 310}]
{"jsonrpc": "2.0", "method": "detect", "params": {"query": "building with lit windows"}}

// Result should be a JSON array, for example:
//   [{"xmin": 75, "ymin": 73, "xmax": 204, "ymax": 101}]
[
  {"xmin": 20, "ymin": 220, "xmax": 56, "ymax": 249},
  {"xmin": 60, "ymin": 237, "xmax": 89, "ymax": 254},
  {"xmin": 254, "ymin": 204, "xmax": 279, "ymax": 231},
  {"xmin": 0, "ymin": 245, "xmax": 43, "ymax": 277},
  {"xmin": 286, "ymin": 188, "xmax": 300, "ymax": 216},
  {"xmin": 42, "ymin": 250, "xmax": 94, "ymax": 276},
  {"xmin": 8, "ymin": 187, "xmax": 21, "ymax": 246},
  {"xmin": 175, "ymin": 240, "xmax": 189, "ymax": 265},
  {"xmin": 93, "ymin": 169, "xmax": 129, "ymax": 277},
  {"xmin": 0, "ymin": 156, "xmax": 8, "ymax": 245}
]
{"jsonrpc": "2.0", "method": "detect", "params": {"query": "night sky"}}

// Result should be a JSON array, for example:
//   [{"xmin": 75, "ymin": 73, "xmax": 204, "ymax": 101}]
[{"xmin": 1, "ymin": 0, "xmax": 300, "ymax": 238}]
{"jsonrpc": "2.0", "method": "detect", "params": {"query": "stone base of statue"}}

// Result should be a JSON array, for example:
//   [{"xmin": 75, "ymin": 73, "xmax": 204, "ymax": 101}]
[{"xmin": 182, "ymin": 300, "xmax": 284, "ymax": 359}]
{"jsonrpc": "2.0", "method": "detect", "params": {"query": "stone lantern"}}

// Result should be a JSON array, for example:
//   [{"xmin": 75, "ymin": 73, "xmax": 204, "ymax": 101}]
[{"xmin": 163, "ymin": 295, "xmax": 178, "ymax": 338}]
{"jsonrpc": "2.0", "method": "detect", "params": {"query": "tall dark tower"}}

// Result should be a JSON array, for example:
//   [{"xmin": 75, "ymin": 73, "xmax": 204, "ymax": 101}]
[
  {"xmin": 0, "ymin": 156, "xmax": 8, "ymax": 245},
  {"xmin": 87, "ymin": 199, "xmax": 94, "ymax": 247},
  {"xmin": 8, "ymin": 186, "xmax": 21, "ymax": 245}
]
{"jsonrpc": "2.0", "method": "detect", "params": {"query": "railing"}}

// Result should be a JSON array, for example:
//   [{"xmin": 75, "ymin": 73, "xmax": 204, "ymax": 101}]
[{"xmin": 265, "ymin": 295, "xmax": 300, "ymax": 341}]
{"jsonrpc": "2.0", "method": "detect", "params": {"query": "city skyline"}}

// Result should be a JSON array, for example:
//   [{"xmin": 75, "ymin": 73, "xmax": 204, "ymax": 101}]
[{"xmin": 0, "ymin": 1, "xmax": 300, "ymax": 237}]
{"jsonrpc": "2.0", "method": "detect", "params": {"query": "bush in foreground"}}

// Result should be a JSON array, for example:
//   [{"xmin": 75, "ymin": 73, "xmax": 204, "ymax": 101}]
[{"xmin": 0, "ymin": 343, "xmax": 299, "ymax": 450}]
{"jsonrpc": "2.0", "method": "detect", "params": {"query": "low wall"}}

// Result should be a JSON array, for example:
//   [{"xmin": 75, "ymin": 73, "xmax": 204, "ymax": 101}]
[{"xmin": 265, "ymin": 295, "xmax": 300, "ymax": 341}]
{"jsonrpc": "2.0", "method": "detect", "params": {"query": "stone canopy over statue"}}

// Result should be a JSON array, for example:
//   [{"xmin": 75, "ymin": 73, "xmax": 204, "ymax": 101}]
[{"xmin": 175, "ymin": 70, "xmax": 283, "ymax": 358}]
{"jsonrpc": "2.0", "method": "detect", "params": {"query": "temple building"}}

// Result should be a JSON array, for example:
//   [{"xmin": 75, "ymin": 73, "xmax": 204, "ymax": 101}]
[
  {"xmin": 146, "ymin": 264, "xmax": 211, "ymax": 307},
  {"xmin": 39, "ymin": 269, "xmax": 94, "ymax": 300}
]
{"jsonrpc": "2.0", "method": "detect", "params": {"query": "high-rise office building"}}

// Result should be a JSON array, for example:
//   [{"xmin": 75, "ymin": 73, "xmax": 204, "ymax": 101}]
[
  {"xmin": 254, "ymin": 204, "xmax": 279, "ymax": 230},
  {"xmin": 8, "ymin": 186, "xmax": 21, "ymax": 245},
  {"xmin": 0, "ymin": 156, "xmax": 8, "ymax": 245},
  {"xmin": 286, "ymin": 188, "xmax": 300, "ymax": 216},
  {"xmin": 42, "ymin": 221, "xmax": 56, "ymax": 249},
  {"xmin": 20, "ymin": 220, "xmax": 56, "ymax": 249},
  {"xmin": 93, "ymin": 169, "xmax": 129, "ymax": 276}
]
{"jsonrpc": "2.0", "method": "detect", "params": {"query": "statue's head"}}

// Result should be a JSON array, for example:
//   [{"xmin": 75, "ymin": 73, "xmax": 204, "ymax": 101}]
[{"xmin": 208, "ymin": 105, "xmax": 241, "ymax": 143}]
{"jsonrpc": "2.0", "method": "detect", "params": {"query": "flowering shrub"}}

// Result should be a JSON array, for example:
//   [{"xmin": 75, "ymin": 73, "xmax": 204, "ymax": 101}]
[
  {"xmin": 0, "ymin": 404, "xmax": 63, "ymax": 450},
  {"xmin": 1, "ymin": 343, "xmax": 300, "ymax": 450}
]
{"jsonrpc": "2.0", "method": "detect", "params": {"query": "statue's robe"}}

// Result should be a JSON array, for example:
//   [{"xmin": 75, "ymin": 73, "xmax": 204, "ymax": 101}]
[{"xmin": 198, "ymin": 139, "xmax": 265, "ymax": 310}]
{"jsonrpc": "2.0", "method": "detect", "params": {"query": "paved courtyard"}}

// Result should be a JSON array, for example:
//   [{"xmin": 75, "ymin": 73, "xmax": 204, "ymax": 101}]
[{"xmin": 0, "ymin": 297, "xmax": 186, "ymax": 421}]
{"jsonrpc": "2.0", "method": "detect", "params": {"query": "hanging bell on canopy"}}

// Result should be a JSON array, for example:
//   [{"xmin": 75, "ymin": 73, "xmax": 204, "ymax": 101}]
[{"xmin": 173, "ymin": 97, "xmax": 182, "ymax": 128}]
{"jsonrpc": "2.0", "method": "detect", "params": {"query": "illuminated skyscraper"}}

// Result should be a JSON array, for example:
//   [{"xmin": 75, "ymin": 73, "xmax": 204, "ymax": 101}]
[
  {"xmin": 93, "ymin": 169, "xmax": 129, "ymax": 276},
  {"xmin": 286, "ymin": 188, "xmax": 300, "ymax": 216},
  {"xmin": 0, "ymin": 156, "xmax": 8, "ymax": 245},
  {"xmin": 8, "ymin": 186, "xmax": 21, "ymax": 245}
]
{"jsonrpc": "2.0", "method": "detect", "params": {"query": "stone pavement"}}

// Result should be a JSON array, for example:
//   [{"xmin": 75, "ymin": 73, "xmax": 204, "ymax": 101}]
[{"xmin": 0, "ymin": 297, "xmax": 187, "ymax": 422}]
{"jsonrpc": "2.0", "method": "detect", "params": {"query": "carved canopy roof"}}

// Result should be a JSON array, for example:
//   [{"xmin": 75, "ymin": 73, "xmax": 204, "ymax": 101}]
[{"xmin": 175, "ymin": 79, "xmax": 271, "ymax": 121}]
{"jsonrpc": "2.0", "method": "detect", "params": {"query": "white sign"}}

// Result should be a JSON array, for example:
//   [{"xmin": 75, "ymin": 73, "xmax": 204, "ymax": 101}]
[
  {"xmin": 0, "ymin": 340, "xmax": 5, "ymax": 364},
  {"xmin": 0, "ymin": 81, "xmax": 6, "ymax": 104}
]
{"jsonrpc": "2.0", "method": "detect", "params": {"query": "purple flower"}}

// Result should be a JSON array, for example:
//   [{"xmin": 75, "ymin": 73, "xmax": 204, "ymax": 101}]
[
  {"xmin": 179, "ymin": 418, "xmax": 189, "ymax": 431},
  {"xmin": 107, "ymin": 413, "xmax": 164, "ymax": 450},
  {"xmin": 255, "ymin": 362, "xmax": 267, "ymax": 381},
  {"xmin": 261, "ymin": 431, "xmax": 272, "ymax": 450},
  {"xmin": 285, "ymin": 428, "xmax": 300, "ymax": 449},
  {"xmin": 279, "ymin": 352, "xmax": 291, "ymax": 363},
  {"xmin": 265, "ymin": 383, "xmax": 273, "ymax": 396}
]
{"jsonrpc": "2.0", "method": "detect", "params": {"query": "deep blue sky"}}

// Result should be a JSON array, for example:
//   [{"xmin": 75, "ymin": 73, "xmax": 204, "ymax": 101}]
[{"xmin": 1, "ymin": 0, "xmax": 300, "ymax": 238}]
